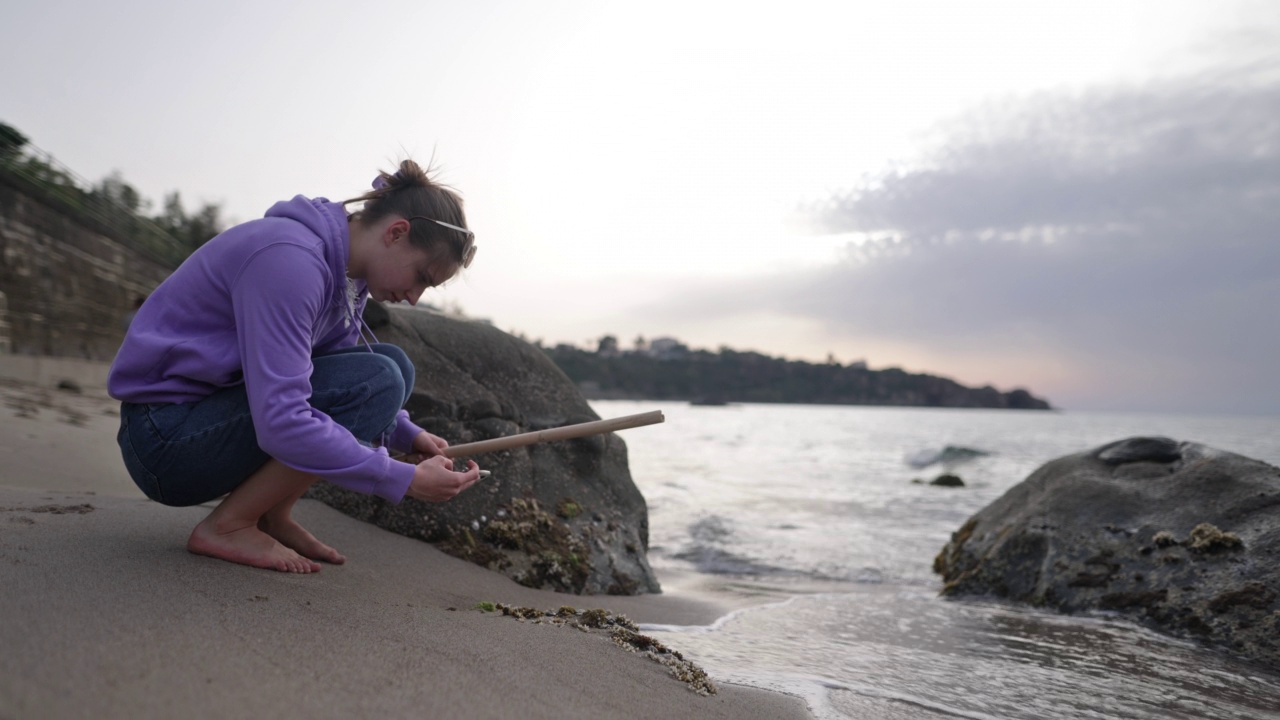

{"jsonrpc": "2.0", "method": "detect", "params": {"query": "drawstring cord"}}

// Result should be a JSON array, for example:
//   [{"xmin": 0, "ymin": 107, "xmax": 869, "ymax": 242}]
[
  {"xmin": 342, "ymin": 282, "xmax": 396, "ymax": 452},
  {"xmin": 358, "ymin": 309, "xmax": 395, "ymax": 452}
]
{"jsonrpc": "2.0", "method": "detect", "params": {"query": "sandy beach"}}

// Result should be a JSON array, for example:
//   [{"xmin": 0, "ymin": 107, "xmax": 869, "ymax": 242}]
[{"xmin": 0, "ymin": 372, "xmax": 808, "ymax": 719}]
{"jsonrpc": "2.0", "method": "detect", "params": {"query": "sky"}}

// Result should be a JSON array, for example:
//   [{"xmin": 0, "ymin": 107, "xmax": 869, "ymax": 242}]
[{"xmin": 2, "ymin": 0, "xmax": 1277, "ymax": 414}]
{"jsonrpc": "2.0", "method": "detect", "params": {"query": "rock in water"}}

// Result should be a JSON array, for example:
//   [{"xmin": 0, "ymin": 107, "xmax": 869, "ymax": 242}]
[
  {"xmin": 305, "ymin": 304, "xmax": 661, "ymax": 595},
  {"xmin": 905, "ymin": 445, "xmax": 991, "ymax": 469},
  {"xmin": 930, "ymin": 474, "xmax": 965, "ymax": 487},
  {"xmin": 934, "ymin": 437, "xmax": 1280, "ymax": 669}
]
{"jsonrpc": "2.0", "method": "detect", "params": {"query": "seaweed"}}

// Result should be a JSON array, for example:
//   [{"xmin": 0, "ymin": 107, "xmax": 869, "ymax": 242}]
[{"xmin": 486, "ymin": 604, "xmax": 709, "ymax": 694}]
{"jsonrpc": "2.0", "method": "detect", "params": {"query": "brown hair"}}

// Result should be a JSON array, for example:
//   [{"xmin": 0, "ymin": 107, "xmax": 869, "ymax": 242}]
[{"xmin": 341, "ymin": 159, "xmax": 471, "ymax": 269}]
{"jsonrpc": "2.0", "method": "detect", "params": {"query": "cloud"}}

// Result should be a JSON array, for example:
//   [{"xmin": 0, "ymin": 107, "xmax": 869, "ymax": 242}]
[{"xmin": 657, "ymin": 53, "xmax": 1280, "ymax": 413}]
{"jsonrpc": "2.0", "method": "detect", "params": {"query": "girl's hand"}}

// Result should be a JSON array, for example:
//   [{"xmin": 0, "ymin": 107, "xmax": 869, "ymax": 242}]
[
  {"xmin": 412, "ymin": 430, "xmax": 449, "ymax": 458},
  {"xmin": 407, "ymin": 456, "xmax": 482, "ymax": 503}
]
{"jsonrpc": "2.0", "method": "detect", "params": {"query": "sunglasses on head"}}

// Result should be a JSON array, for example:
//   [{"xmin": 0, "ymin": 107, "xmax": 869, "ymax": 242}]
[{"xmin": 407, "ymin": 216, "xmax": 477, "ymax": 269}]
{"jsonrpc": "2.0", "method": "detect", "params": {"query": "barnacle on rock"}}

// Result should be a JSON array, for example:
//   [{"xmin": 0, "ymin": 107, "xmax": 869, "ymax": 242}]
[
  {"xmin": 611, "ymin": 627, "xmax": 666, "ymax": 652},
  {"xmin": 441, "ymin": 497, "xmax": 591, "ymax": 593},
  {"xmin": 579, "ymin": 608, "xmax": 611, "ymax": 628},
  {"xmin": 1187, "ymin": 523, "xmax": 1243, "ymax": 553},
  {"xmin": 497, "ymin": 604, "xmax": 546, "ymax": 620}
]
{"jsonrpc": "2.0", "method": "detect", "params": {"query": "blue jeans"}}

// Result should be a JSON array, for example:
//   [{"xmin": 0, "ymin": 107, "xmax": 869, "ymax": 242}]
[{"xmin": 117, "ymin": 343, "xmax": 415, "ymax": 507}]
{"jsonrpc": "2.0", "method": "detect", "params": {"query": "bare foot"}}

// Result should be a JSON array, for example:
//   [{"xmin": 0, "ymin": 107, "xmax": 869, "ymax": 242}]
[
  {"xmin": 259, "ymin": 516, "xmax": 346, "ymax": 565},
  {"xmin": 188, "ymin": 517, "xmax": 321, "ymax": 573}
]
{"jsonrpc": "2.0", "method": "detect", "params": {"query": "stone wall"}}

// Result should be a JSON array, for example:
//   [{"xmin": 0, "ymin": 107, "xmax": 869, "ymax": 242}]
[{"xmin": 0, "ymin": 177, "xmax": 173, "ymax": 360}]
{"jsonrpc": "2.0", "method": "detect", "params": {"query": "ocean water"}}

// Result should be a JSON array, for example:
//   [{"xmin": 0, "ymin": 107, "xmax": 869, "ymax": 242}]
[{"xmin": 589, "ymin": 400, "xmax": 1280, "ymax": 720}]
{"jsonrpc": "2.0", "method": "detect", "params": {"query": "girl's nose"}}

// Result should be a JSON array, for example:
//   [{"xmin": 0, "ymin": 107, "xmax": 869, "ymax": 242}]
[{"xmin": 407, "ymin": 287, "xmax": 424, "ymax": 305}]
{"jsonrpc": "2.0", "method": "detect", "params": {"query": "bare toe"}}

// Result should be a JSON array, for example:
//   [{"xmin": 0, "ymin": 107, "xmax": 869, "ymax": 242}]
[
  {"xmin": 188, "ymin": 519, "xmax": 319, "ymax": 575},
  {"xmin": 261, "ymin": 517, "xmax": 345, "ymax": 565}
]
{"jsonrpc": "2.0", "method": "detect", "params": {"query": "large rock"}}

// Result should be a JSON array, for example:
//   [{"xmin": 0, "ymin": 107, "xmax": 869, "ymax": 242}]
[
  {"xmin": 934, "ymin": 437, "xmax": 1280, "ymax": 669},
  {"xmin": 305, "ymin": 303, "xmax": 661, "ymax": 595}
]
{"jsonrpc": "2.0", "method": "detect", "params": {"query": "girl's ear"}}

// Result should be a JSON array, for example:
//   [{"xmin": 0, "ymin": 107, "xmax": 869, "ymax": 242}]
[{"xmin": 384, "ymin": 218, "xmax": 410, "ymax": 246}]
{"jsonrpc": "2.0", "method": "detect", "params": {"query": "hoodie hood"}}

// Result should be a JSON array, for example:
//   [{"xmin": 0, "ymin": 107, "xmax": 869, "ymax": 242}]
[{"xmin": 264, "ymin": 195, "xmax": 352, "ymax": 310}]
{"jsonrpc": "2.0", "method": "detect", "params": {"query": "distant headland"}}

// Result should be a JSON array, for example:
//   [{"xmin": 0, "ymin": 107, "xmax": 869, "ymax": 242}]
[{"xmin": 542, "ymin": 336, "xmax": 1051, "ymax": 410}]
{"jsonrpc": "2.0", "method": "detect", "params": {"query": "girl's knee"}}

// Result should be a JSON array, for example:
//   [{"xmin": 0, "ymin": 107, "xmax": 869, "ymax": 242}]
[
  {"xmin": 371, "ymin": 340, "xmax": 414, "ymax": 386},
  {"xmin": 310, "ymin": 346, "xmax": 413, "ymax": 439},
  {"xmin": 366, "ymin": 354, "xmax": 407, "ymax": 406},
  {"xmin": 371, "ymin": 344, "xmax": 415, "ymax": 399}
]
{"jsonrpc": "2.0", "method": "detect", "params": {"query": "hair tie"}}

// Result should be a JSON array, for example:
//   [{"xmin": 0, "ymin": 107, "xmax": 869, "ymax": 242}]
[{"xmin": 371, "ymin": 175, "xmax": 389, "ymax": 190}]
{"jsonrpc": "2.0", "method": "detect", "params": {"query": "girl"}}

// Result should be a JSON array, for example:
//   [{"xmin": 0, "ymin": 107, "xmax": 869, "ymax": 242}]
[{"xmin": 109, "ymin": 160, "xmax": 483, "ymax": 574}]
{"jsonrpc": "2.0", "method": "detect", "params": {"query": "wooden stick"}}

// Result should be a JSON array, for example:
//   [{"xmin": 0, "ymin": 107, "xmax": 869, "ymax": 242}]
[{"xmin": 441, "ymin": 410, "xmax": 665, "ymax": 459}]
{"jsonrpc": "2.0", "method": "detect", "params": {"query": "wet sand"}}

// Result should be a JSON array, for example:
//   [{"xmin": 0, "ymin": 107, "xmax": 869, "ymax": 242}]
[{"xmin": 0, "ymin": 376, "xmax": 809, "ymax": 719}]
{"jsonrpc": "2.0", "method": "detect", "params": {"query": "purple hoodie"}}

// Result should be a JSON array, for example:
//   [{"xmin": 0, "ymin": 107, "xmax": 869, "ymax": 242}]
[{"xmin": 108, "ymin": 196, "xmax": 420, "ymax": 502}]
